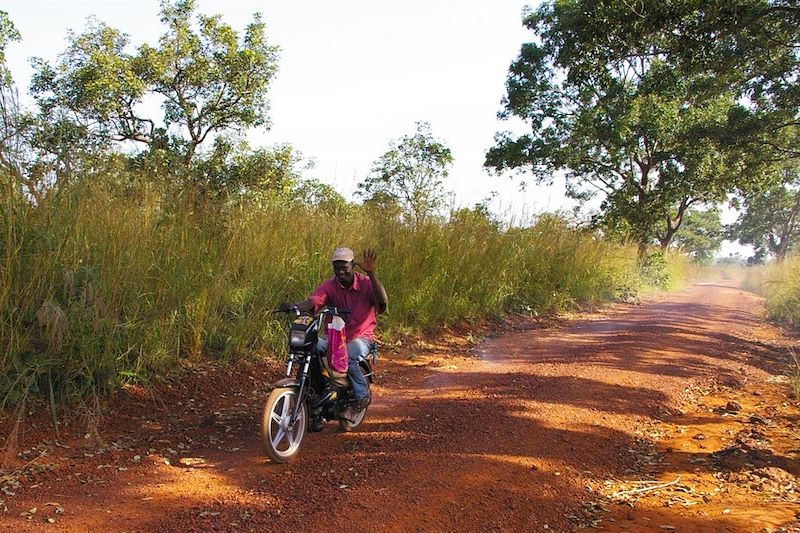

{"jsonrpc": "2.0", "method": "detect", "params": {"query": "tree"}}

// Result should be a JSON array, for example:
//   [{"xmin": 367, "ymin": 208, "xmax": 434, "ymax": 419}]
[
  {"xmin": 0, "ymin": 12, "xmax": 104, "ymax": 203},
  {"xmin": 0, "ymin": 10, "xmax": 24, "ymax": 197},
  {"xmin": 30, "ymin": 0, "xmax": 279, "ymax": 177},
  {"xmin": 672, "ymin": 207, "xmax": 724, "ymax": 263},
  {"xmin": 358, "ymin": 122, "xmax": 453, "ymax": 227},
  {"xmin": 485, "ymin": 1, "xmax": 797, "ymax": 256},
  {"xmin": 730, "ymin": 165, "xmax": 800, "ymax": 262},
  {"xmin": 545, "ymin": 1, "xmax": 799, "ymax": 162},
  {"xmin": 292, "ymin": 178, "xmax": 348, "ymax": 213},
  {"xmin": 191, "ymin": 138, "xmax": 303, "ymax": 201}
]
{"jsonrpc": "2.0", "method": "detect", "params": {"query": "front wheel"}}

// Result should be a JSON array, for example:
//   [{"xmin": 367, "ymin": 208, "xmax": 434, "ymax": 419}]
[{"xmin": 262, "ymin": 387, "xmax": 307, "ymax": 463}]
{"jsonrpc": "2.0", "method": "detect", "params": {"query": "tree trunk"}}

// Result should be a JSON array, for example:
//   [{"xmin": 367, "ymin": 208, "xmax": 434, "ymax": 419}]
[
  {"xmin": 657, "ymin": 197, "xmax": 692, "ymax": 251},
  {"xmin": 637, "ymin": 240, "xmax": 648, "ymax": 263}
]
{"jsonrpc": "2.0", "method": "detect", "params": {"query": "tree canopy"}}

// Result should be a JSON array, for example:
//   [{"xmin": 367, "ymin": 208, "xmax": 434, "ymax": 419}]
[
  {"xmin": 730, "ymin": 163, "xmax": 800, "ymax": 262},
  {"xmin": 0, "ymin": 11, "xmax": 22, "ymax": 196},
  {"xmin": 486, "ymin": 0, "xmax": 799, "ymax": 254},
  {"xmin": 549, "ymin": 1, "xmax": 799, "ymax": 160},
  {"xmin": 30, "ymin": 0, "xmax": 279, "ymax": 173}
]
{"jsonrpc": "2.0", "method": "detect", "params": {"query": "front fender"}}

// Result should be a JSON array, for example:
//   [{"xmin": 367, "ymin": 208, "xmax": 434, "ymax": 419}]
[{"xmin": 273, "ymin": 377, "xmax": 301, "ymax": 389}]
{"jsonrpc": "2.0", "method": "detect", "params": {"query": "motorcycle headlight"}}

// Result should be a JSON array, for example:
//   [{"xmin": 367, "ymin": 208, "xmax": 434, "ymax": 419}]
[{"xmin": 290, "ymin": 329, "xmax": 307, "ymax": 347}]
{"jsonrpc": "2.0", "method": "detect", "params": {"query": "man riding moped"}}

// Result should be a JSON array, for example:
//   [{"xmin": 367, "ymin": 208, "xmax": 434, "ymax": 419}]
[{"xmin": 282, "ymin": 247, "xmax": 388, "ymax": 425}]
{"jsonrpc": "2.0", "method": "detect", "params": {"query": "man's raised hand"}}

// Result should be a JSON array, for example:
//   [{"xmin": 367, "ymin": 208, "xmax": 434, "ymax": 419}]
[{"xmin": 358, "ymin": 248, "xmax": 377, "ymax": 274}]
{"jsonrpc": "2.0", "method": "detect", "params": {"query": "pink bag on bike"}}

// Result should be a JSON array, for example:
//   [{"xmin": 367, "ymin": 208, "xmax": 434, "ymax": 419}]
[{"xmin": 326, "ymin": 315, "xmax": 348, "ymax": 373}]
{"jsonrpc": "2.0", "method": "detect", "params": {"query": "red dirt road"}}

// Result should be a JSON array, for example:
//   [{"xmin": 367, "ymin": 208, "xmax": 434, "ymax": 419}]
[{"xmin": 1, "ymin": 281, "xmax": 798, "ymax": 532}]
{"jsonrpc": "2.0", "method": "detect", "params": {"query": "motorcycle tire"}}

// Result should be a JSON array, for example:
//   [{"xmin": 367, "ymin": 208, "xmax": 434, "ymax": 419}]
[
  {"xmin": 338, "ymin": 383, "xmax": 370, "ymax": 432},
  {"xmin": 262, "ymin": 387, "xmax": 307, "ymax": 463}
]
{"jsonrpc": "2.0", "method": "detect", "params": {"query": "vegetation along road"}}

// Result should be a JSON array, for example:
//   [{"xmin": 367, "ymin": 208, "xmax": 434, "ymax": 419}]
[{"xmin": 1, "ymin": 280, "xmax": 799, "ymax": 532}]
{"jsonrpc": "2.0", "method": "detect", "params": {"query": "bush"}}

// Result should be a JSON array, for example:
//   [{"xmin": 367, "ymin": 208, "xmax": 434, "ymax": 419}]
[{"xmin": 640, "ymin": 251, "xmax": 670, "ymax": 288}]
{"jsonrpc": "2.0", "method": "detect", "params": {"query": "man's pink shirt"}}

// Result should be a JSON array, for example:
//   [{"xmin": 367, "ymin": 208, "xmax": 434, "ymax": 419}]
[{"xmin": 309, "ymin": 272, "xmax": 377, "ymax": 341}]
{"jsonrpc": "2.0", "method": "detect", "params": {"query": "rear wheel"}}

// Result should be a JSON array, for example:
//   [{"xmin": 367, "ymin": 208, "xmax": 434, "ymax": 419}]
[
  {"xmin": 338, "ymin": 382, "xmax": 370, "ymax": 432},
  {"xmin": 262, "ymin": 387, "xmax": 307, "ymax": 463}
]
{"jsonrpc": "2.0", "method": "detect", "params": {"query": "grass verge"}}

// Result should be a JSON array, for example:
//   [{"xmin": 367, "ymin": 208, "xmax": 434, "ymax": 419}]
[{"xmin": 1, "ymin": 181, "xmax": 664, "ymax": 409}]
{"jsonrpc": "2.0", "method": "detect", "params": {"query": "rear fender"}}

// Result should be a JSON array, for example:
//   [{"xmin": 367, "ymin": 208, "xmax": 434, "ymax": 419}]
[{"xmin": 359, "ymin": 360, "xmax": 374, "ymax": 383}]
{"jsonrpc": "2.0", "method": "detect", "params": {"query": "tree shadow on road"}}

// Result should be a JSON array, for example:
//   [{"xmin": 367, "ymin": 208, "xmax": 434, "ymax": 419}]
[{"xmin": 480, "ymin": 300, "xmax": 792, "ymax": 391}]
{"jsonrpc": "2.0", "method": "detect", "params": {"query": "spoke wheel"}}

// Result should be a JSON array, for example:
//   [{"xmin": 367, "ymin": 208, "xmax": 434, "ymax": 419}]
[{"xmin": 262, "ymin": 387, "xmax": 307, "ymax": 463}]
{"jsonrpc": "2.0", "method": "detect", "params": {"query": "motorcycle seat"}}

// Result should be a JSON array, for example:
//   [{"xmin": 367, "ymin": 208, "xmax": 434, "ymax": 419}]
[{"xmin": 320, "ymin": 355, "xmax": 349, "ymax": 388}]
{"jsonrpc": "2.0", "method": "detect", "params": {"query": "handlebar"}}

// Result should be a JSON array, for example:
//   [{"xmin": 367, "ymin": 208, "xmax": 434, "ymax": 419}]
[
  {"xmin": 272, "ymin": 305, "xmax": 301, "ymax": 315},
  {"xmin": 325, "ymin": 307, "xmax": 351, "ymax": 315},
  {"xmin": 272, "ymin": 306, "xmax": 351, "ymax": 316}
]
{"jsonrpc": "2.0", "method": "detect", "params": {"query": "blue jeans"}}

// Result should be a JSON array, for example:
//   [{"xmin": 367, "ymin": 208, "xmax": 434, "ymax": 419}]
[{"xmin": 316, "ymin": 337, "xmax": 370, "ymax": 401}]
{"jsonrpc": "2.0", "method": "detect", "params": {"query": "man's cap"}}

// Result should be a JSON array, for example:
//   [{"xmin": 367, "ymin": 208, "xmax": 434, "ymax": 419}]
[{"xmin": 331, "ymin": 247, "xmax": 355, "ymax": 262}]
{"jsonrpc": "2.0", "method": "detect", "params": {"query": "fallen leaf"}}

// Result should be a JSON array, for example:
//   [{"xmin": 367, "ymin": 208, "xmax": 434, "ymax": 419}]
[{"xmin": 179, "ymin": 457, "xmax": 207, "ymax": 467}]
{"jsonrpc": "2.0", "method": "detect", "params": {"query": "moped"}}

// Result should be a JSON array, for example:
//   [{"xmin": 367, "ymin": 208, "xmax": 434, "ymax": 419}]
[{"xmin": 262, "ymin": 306, "xmax": 375, "ymax": 463}]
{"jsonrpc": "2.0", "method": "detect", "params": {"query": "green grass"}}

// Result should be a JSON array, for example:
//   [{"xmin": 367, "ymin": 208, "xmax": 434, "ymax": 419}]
[{"xmin": 1, "ymin": 179, "xmax": 656, "ymax": 408}]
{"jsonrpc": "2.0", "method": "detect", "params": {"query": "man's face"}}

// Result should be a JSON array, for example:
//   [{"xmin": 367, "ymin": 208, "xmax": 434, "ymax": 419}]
[{"xmin": 333, "ymin": 260, "xmax": 355, "ymax": 287}]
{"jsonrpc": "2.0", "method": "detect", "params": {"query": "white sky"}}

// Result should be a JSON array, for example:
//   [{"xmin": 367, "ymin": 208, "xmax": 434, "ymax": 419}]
[{"xmin": 1, "ymin": 0, "xmax": 748, "ymax": 256}]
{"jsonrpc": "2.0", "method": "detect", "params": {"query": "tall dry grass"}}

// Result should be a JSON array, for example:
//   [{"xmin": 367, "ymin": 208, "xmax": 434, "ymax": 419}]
[
  {"xmin": 742, "ymin": 256, "xmax": 800, "ymax": 328},
  {"xmin": 740, "ymin": 258, "xmax": 800, "ymax": 397},
  {"xmin": 1, "ymin": 180, "xmax": 649, "ymax": 407}
]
